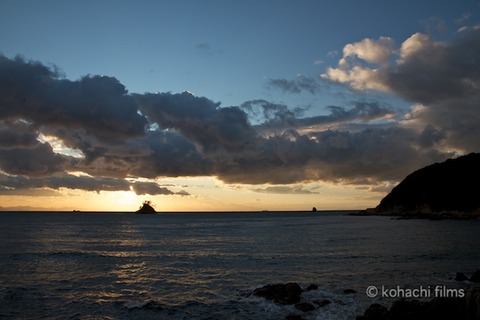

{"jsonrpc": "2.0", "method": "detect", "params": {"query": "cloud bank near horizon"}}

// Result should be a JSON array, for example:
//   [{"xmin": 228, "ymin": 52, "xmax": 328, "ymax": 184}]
[{"xmin": 1, "ymin": 26, "xmax": 479, "ymax": 196}]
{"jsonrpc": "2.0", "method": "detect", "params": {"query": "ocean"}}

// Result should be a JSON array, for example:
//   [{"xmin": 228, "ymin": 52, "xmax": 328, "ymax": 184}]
[{"xmin": 0, "ymin": 211, "xmax": 479, "ymax": 319}]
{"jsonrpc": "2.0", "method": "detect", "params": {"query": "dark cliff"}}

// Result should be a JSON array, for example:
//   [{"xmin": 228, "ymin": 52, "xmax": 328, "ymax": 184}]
[{"xmin": 375, "ymin": 153, "xmax": 480, "ymax": 215}]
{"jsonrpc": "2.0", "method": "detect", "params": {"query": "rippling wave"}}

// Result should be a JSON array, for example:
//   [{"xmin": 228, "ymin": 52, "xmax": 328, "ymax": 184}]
[{"xmin": 0, "ymin": 211, "xmax": 479, "ymax": 319}]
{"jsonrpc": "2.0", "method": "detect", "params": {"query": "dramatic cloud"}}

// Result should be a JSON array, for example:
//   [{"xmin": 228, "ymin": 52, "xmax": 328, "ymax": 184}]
[
  {"xmin": 0, "ymin": 172, "xmax": 131, "ymax": 194},
  {"xmin": 0, "ymin": 143, "xmax": 69, "ymax": 177},
  {"xmin": 0, "ymin": 56, "xmax": 147, "ymax": 141},
  {"xmin": 0, "ymin": 172, "xmax": 192, "ymax": 197},
  {"xmin": 322, "ymin": 25, "xmax": 480, "ymax": 154},
  {"xmin": 0, "ymin": 119, "xmax": 38, "ymax": 149},
  {"xmin": 214, "ymin": 125, "xmax": 446, "ymax": 185},
  {"xmin": 1, "ymin": 31, "xmax": 477, "ymax": 198},
  {"xmin": 135, "ymin": 92, "xmax": 256, "ymax": 152},
  {"xmin": 324, "ymin": 26, "xmax": 480, "ymax": 103}
]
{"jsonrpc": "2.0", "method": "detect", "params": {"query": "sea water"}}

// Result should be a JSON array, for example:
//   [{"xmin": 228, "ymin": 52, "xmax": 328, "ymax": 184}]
[{"xmin": 0, "ymin": 211, "xmax": 479, "ymax": 319}]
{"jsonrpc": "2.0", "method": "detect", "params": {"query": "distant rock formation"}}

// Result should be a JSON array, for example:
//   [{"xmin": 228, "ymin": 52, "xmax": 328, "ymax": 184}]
[
  {"xmin": 372, "ymin": 153, "xmax": 480, "ymax": 217},
  {"xmin": 136, "ymin": 201, "xmax": 156, "ymax": 214}
]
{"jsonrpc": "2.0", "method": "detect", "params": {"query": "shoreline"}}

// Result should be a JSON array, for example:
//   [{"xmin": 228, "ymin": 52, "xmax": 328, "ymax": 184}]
[{"xmin": 351, "ymin": 209, "xmax": 480, "ymax": 220}]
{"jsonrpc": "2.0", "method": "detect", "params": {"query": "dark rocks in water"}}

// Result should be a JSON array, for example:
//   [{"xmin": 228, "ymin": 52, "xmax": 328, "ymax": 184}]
[
  {"xmin": 454, "ymin": 269, "xmax": 480, "ymax": 283},
  {"xmin": 136, "ymin": 201, "xmax": 156, "ymax": 214},
  {"xmin": 357, "ymin": 297, "xmax": 468, "ymax": 320},
  {"xmin": 344, "ymin": 288, "xmax": 357, "ymax": 294},
  {"xmin": 305, "ymin": 283, "xmax": 318, "ymax": 291},
  {"xmin": 372, "ymin": 153, "xmax": 480, "ymax": 217},
  {"xmin": 360, "ymin": 303, "xmax": 388, "ymax": 320},
  {"xmin": 312, "ymin": 207, "xmax": 317, "ymax": 212},
  {"xmin": 252, "ymin": 282, "xmax": 330, "ymax": 316},
  {"xmin": 456, "ymin": 272, "xmax": 469, "ymax": 282},
  {"xmin": 313, "ymin": 299, "xmax": 331, "ymax": 307},
  {"xmin": 466, "ymin": 286, "xmax": 480, "ymax": 319},
  {"xmin": 470, "ymin": 270, "xmax": 480, "ymax": 283},
  {"xmin": 387, "ymin": 299, "xmax": 423, "ymax": 319},
  {"xmin": 295, "ymin": 302, "xmax": 316, "ymax": 312},
  {"xmin": 253, "ymin": 283, "xmax": 303, "ymax": 305}
]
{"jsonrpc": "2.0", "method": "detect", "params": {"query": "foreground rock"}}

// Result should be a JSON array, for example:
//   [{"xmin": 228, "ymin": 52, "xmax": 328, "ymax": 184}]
[
  {"xmin": 295, "ymin": 302, "xmax": 316, "ymax": 312},
  {"xmin": 252, "ymin": 283, "xmax": 338, "ymax": 320},
  {"xmin": 253, "ymin": 283, "xmax": 303, "ymax": 305},
  {"xmin": 358, "ymin": 297, "xmax": 467, "ymax": 320},
  {"xmin": 455, "ymin": 270, "xmax": 480, "ymax": 283},
  {"xmin": 358, "ymin": 285, "xmax": 480, "ymax": 320},
  {"xmin": 356, "ymin": 153, "xmax": 480, "ymax": 218},
  {"xmin": 471, "ymin": 270, "xmax": 480, "ymax": 283}
]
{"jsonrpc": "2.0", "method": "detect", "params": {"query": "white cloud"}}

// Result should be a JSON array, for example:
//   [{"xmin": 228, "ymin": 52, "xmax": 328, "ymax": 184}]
[
  {"xmin": 397, "ymin": 33, "xmax": 445, "ymax": 63},
  {"xmin": 340, "ymin": 36, "xmax": 395, "ymax": 65},
  {"xmin": 322, "ymin": 36, "xmax": 396, "ymax": 92},
  {"xmin": 322, "ymin": 65, "xmax": 389, "ymax": 92},
  {"xmin": 322, "ymin": 25, "xmax": 480, "ymax": 168}
]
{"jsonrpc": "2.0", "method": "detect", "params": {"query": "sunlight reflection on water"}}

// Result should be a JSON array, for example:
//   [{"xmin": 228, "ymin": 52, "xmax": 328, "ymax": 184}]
[{"xmin": 1, "ymin": 212, "xmax": 480, "ymax": 319}]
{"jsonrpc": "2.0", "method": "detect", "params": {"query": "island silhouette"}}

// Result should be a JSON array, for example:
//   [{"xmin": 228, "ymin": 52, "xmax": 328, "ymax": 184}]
[{"xmin": 136, "ymin": 200, "xmax": 156, "ymax": 214}]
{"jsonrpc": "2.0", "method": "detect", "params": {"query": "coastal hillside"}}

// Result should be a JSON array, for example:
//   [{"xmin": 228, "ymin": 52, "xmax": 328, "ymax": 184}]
[{"xmin": 374, "ymin": 153, "xmax": 480, "ymax": 216}]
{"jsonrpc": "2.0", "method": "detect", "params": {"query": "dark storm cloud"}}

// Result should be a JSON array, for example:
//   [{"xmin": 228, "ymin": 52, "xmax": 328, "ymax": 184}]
[
  {"xmin": 0, "ymin": 171, "xmax": 192, "ymax": 197},
  {"xmin": 0, "ymin": 119, "xmax": 73, "ymax": 177},
  {"xmin": 0, "ymin": 55, "xmax": 148, "ymax": 191},
  {"xmin": 0, "ymin": 50, "xmax": 467, "ymax": 194},
  {"xmin": 298, "ymin": 101, "xmax": 395, "ymax": 128},
  {"xmin": 0, "ymin": 55, "xmax": 147, "ymax": 142},
  {"xmin": 134, "ymin": 92, "xmax": 256, "ymax": 151},
  {"xmin": 127, "ymin": 130, "xmax": 212, "ymax": 179},
  {"xmin": 131, "ymin": 182, "xmax": 190, "ymax": 196},
  {"xmin": 0, "ymin": 55, "xmax": 149, "ymax": 180},
  {"xmin": 0, "ymin": 143, "xmax": 69, "ymax": 177},
  {"xmin": 0, "ymin": 173, "xmax": 130, "ymax": 193},
  {"xmin": 406, "ymin": 97, "xmax": 480, "ymax": 151},
  {"xmin": 418, "ymin": 124, "xmax": 446, "ymax": 148},
  {"xmin": 0, "ymin": 187, "xmax": 61, "ymax": 196},
  {"xmin": 267, "ymin": 75, "xmax": 320, "ymax": 94},
  {"xmin": 131, "ymin": 182, "xmax": 175, "ymax": 195},
  {"xmin": 0, "ymin": 119, "xmax": 38, "ymax": 148},
  {"xmin": 215, "ymin": 125, "xmax": 447, "ymax": 185}
]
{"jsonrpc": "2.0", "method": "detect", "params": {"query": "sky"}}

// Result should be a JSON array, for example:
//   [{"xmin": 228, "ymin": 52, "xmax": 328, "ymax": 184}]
[{"xmin": 0, "ymin": 0, "xmax": 480, "ymax": 212}]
